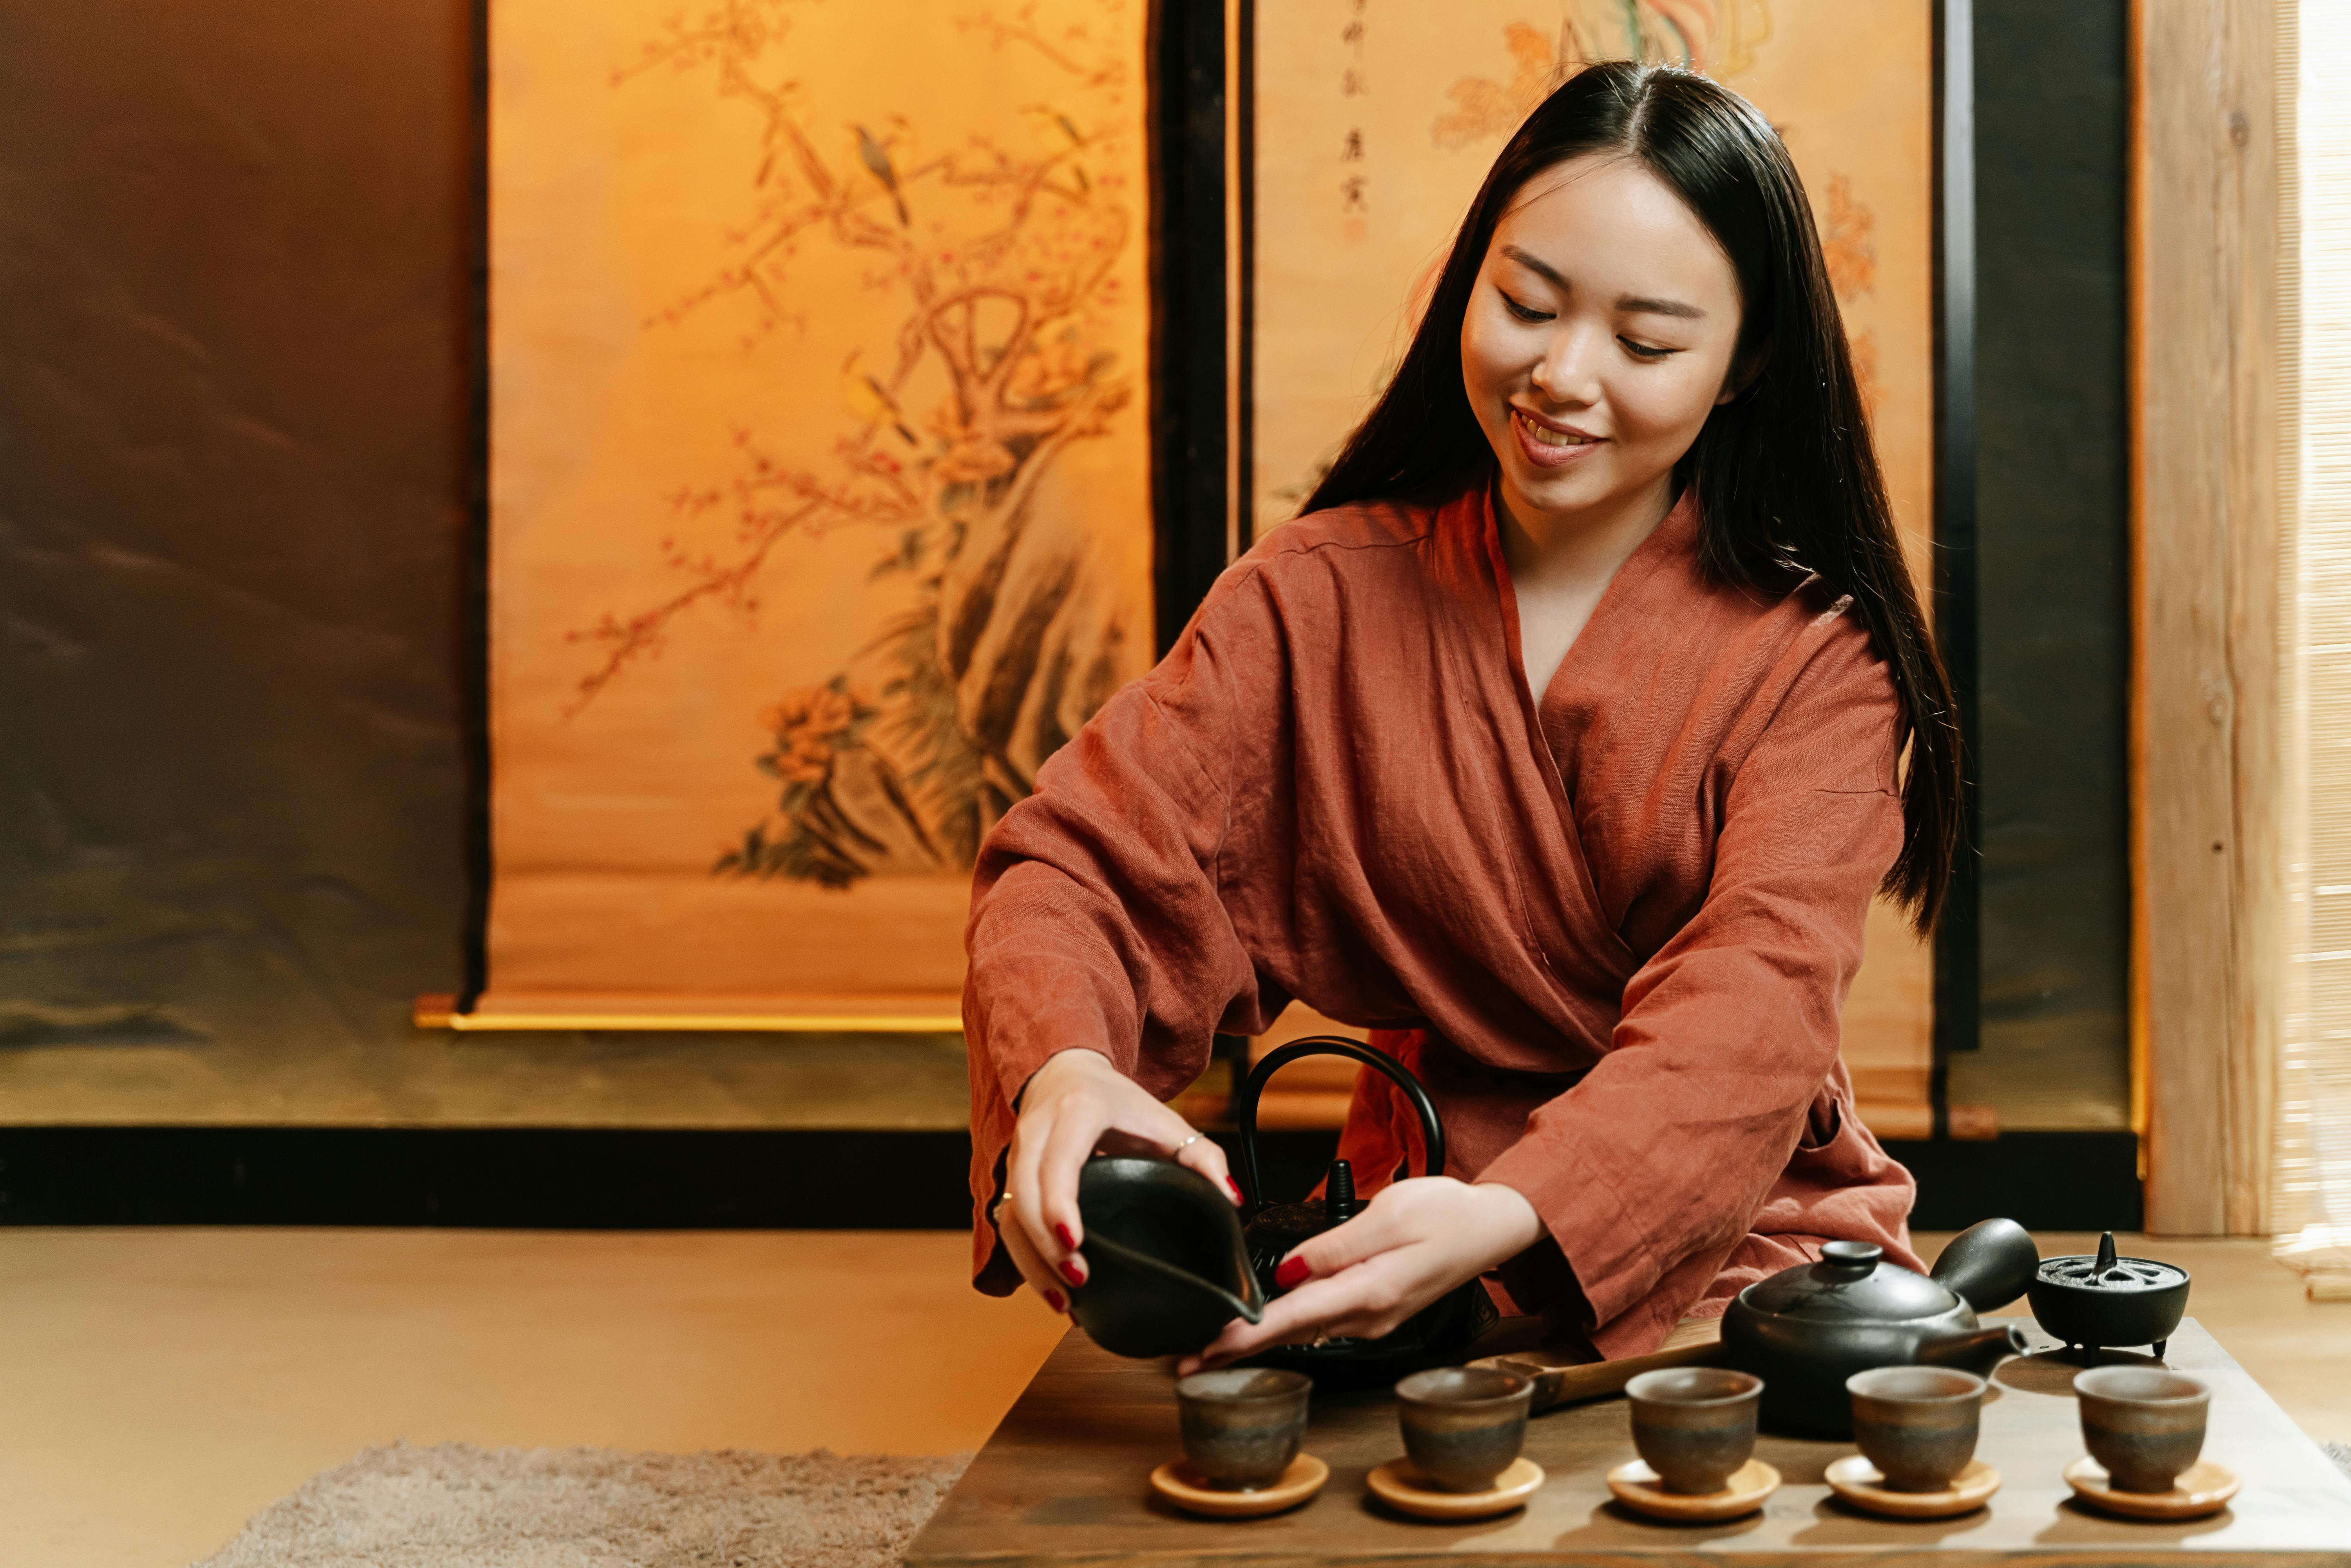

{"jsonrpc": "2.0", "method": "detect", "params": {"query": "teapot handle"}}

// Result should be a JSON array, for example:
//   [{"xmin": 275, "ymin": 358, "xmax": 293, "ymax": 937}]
[{"xmin": 1232, "ymin": 1034, "xmax": 1446, "ymax": 1213}]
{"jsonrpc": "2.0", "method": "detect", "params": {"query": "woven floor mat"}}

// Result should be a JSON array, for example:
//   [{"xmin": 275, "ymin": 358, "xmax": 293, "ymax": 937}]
[{"xmin": 193, "ymin": 1442, "xmax": 968, "ymax": 1568}]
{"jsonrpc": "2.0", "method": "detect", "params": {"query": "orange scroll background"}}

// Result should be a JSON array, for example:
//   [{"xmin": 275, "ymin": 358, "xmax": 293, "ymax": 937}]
[
  {"xmin": 482, "ymin": 0, "xmax": 1155, "ymax": 1024},
  {"xmin": 1246, "ymin": 2, "xmax": 1940, "ymax": 1133}
]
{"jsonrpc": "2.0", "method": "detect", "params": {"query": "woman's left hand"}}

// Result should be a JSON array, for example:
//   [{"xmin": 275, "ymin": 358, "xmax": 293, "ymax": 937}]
[{"xmin": 1176, "ymin": 1177, "xmax": 1545, "ymax": 1375}]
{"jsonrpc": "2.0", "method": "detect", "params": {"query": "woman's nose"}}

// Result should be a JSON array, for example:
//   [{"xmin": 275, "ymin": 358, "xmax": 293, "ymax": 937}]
[{"xmin": 1530, "ymin": 325, "xmax": 1603, "ymax": 407}]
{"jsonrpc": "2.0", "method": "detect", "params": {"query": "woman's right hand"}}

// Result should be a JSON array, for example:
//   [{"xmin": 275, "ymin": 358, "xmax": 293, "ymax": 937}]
[{"xmin": 996, "ymin": 1047, "xmax": 1244, "ymax": 1312}]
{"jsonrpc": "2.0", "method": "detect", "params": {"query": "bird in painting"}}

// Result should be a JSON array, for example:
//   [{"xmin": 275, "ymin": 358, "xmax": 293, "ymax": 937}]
[
  {"xmin": 840, "ymin": 351, "xmax": 916, "ymax": 444},
  {"xmin": 855, "ymin": 125, "xmax": 911, "ymax": 227}
]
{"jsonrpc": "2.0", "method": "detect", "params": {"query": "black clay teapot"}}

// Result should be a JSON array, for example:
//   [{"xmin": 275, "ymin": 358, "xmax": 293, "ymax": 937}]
[
  {"xmin": 1063, "ymin": 1036, "xmax": 1489, "ymax": 1374},
  {"xmin": 1721, "ymin": 1218, "xmax": 2041, "ymax": 1436},
  {"xmin": 1066, "ymin": 1155, "xmax": 1265, "ymax": 1359},
  {"xmin": 1232, "ymin": 1036, "xmax": 1496, "ymax": 1388}
]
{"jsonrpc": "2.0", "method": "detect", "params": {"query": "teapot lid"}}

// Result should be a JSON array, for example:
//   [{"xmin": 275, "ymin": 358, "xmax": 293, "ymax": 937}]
[
  {"xmin": 1246, "ymin": 1159, "xmax": 1360, "ymax": 1253},
  {"xmin": 1739, "ymin": 1241, "xmax": 1961, "ymax": 1323}
]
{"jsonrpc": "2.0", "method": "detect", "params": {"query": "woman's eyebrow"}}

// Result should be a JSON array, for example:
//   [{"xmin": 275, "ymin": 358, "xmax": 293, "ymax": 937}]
[
  {"xmin": 1498, "ymin": 246, "xmax": 1704, "ymax": 320},
  {"xmin": 1617, "ymin": 294, "xmax": 1706, "ymax": 320},
  {"xmin": 1499, "ymin": 244, "xmax": 1570, "ymax": 290}
]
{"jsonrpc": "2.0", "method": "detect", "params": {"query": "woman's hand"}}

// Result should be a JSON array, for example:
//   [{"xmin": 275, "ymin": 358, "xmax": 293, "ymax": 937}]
[
  {"xmin": 1175, "ymin": 1177, "xmax": 1544, "ymax": 1374},
  {"xmin": 995, "ymin": 1047, "xmax": 1243, "ymax": 1313}
]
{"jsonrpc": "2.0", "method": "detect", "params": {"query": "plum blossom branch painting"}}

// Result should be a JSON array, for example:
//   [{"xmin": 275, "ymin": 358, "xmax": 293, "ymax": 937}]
[
  {"xmin": 581, "ymin": 2, "xmax": 1143, "ymax": 884},
  {"xmin": 485, "ymin": 0, "xmax": 1150, "ymax": 1010}
]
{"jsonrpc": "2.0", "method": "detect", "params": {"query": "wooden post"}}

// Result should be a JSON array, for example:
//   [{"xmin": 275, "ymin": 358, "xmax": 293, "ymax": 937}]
[{"xmin": 2132, "ymin": 0, "xmax": 2285, "ymax": 1234}]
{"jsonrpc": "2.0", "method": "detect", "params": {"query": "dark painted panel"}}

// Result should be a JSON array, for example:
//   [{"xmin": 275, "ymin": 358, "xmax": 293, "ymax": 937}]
[
  {"xmin": 0, "ymin": 1126, "xmax": 1348, "ymax": 1229},
  {"xmin": 0, "ymin": 2, "xmax": 473, "ymax": 1055},
  {"xmin": 0, "ymin": 1126, "xmax": 2133, "ymax": 1233},
  {"xmin": 1895, "ymin": 1133, "xmax": 2142, "ymax": 1233},
  {"xmin": 1149, "ymin": 0, "xmax": 1231, "ymax": 652},
  {"xmin": 1959, "ymin": 0, "xmax": 2133, "ymax": 1129}
]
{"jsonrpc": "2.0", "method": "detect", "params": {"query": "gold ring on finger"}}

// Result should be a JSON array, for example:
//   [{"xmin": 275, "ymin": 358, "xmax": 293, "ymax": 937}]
[{"xmin": 1174, "ymin": 1133, "xmax": 1202, "ymax": 1152}]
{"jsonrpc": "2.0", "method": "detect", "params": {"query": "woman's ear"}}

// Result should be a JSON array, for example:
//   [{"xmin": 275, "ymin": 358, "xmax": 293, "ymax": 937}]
[{"xmin": 1716, "ymin": 339, "xmax": 1770, "ymax": 406}]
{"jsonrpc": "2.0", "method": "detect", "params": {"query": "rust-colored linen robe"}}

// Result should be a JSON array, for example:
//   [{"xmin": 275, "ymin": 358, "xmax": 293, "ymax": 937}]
[{"xmin": 962, "ymin": 482, "xmax": 1924, "ymax": 1358}]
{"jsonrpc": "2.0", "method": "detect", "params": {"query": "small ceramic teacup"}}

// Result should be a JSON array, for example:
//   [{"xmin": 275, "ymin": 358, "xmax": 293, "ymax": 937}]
[
  {"xmin": 1846, "ymin": 1367, "xmax": 1987, "ymax": 1492},
  {"xmin": 2074, "ymin": 1366, "xmax": 2210, "ymax": 1494},
  {"xmin": 1395, "ymin": 1367, "xmax": 1533, "ymax": 1492},
  {"xmin": 1175, "ymin": 1368, "xmax": 1312, "ymax": 1490},
  {"xmin": 1625, "ymin": 1367, "xmax": 1763, "ymax": 1495}
]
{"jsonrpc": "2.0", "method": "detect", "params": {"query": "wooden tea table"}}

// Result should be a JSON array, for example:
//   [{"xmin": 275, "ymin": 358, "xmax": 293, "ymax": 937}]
[{"xmin": 904, "ymin": 1318, "xmax": 2351, "ymax": 1565}]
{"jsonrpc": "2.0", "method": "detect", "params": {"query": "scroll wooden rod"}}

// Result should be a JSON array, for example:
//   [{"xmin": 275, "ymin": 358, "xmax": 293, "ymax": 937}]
[{"xmin": 411, "ymin": 994, "xmax": 963, "ymax": 1033}]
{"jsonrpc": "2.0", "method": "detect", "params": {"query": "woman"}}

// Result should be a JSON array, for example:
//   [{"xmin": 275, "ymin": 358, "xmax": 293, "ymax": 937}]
[{"xmin": 962, "ymin": 62, "xmax": 1958, "ymax": 1371}]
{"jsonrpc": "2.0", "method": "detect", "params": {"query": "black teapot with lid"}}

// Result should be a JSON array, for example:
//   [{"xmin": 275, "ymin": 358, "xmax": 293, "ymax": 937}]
[
  {"xmin": 1721, "ymin": 1218, "xmax": 2041, "ymax": 1436},
  {"xmin": 1230, "ymin": 1036, "xmax": 1496, "ymax": 1387},
  {"xmin": 1064, "ymin": 1036, "xmax": 1489, "ymax": 1378}
]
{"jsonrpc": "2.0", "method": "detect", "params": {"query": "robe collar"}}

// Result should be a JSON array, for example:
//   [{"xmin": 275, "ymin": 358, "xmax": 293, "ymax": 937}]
[
  {"xmin": 1453, "ymin": 478, "xmax": 1705, "ymax": 994},
  {"xmin": 1470, "ymin": 475, "xmax": 1702, "ymax": 738}
]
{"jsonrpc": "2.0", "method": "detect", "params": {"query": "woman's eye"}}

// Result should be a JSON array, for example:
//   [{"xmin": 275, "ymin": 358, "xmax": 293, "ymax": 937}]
[
  {"xmin": 1500, "ymin": 292, "xmax": 1553, "ymax": 323},
  {"xmin": 1619, "ymin": 337, "xmax": 1677, "ymax": 360}
]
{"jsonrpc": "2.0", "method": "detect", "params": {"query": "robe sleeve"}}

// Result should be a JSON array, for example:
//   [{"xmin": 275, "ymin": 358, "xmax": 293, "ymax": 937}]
[
  {"xmin": 962, "ymin": 570, "xmax": 1291, "ymax": 1293},
  {"xmin": 1474, "ymin": 606, "xmax": 1906, "ymax": 1336}
]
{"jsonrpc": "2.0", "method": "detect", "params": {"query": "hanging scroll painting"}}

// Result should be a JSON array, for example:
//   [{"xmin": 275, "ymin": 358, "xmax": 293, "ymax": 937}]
[
  {"xmin": 483, "ymin": 0, "xmax": 1154, "ymax": 1022},
  {"xmin": 1250, "ymin": 0, "xmax": 1940, "ymax": 1130}
]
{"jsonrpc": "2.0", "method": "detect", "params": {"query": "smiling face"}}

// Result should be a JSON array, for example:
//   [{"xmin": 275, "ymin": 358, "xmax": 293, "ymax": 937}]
[{"xmin": 1460, "ymin": 153, "xmax": 1746, "ymax": 532}]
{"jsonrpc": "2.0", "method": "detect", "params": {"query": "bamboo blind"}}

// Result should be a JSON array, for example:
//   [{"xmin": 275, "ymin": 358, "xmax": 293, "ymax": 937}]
[{"xmin": 2277, "ymin": 0, "xmax": 2351, "ymax": 1289}]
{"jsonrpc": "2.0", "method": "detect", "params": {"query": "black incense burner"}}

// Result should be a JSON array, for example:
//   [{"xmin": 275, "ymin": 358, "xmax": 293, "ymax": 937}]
[{"xmin": 2026, "ymin": 1231, "xmax": 2192, "ymax": 1362}]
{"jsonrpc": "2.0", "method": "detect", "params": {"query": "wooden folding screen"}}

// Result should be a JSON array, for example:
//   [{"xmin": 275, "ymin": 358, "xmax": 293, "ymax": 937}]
[{"xmin": 450, "ymin": 0, "xmax": 1945, "ymax": 1153}]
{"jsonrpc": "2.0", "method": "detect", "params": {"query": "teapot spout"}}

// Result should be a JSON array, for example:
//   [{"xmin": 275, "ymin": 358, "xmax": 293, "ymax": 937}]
[{"xmin": 1916, "ymin": 1322, "xmax": 2030, "ymax": 1376}]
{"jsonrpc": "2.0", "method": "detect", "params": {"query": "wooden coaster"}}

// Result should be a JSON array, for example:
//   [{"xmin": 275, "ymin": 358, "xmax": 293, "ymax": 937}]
[
  {"xmin": 1826, "ymin": 1456, "xmax": 2001, "ymax": 1518},
  {"xmin": 1148, "ymin": 1454, "xmax": 1328, "ymax": 1518},
  {"xmin": 1366, "ymin": 1456, "xmax": 1545, "ymax": 1519},
  {"xmin": 2063, "ymin": 1457, "xmax": 2240, "ymax": 1521},
  {"xmin": 1606, "ymin": 1458, "xmax": 1781, "ymax": 1522}
]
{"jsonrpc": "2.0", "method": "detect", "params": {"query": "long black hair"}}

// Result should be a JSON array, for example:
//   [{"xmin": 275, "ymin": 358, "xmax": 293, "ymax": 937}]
[{"xmin": 1303, "ymin": 61, "xmax": 1959, "ymax": 931}]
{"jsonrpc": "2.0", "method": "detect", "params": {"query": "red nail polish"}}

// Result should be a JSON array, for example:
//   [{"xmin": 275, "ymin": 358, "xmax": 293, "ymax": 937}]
[
  {"xmin": 1225, "ymin": 1177, "xmax": 1245, "ymax": 1204},
  {"xmin": 1275, "ymin": 1255, "xmax": 1311, "ymax": 1291},
  {"xmin": 1044, "ymin": 1289, "xmax": 1067, "ymax": 1313},
  {"xmin": 1060, "ymin": 1259, "xmax": 1085, "ymax": 1287},
  {"xmin": 1055, "ymin": 1222, "xmax": 1076, "ymax": 1250}
]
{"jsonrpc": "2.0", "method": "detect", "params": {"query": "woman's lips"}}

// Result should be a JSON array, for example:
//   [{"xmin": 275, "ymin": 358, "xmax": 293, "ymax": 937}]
[{"xmin": 1510, "ymin": 407, "xmax": 1604, "ymax": 469}]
